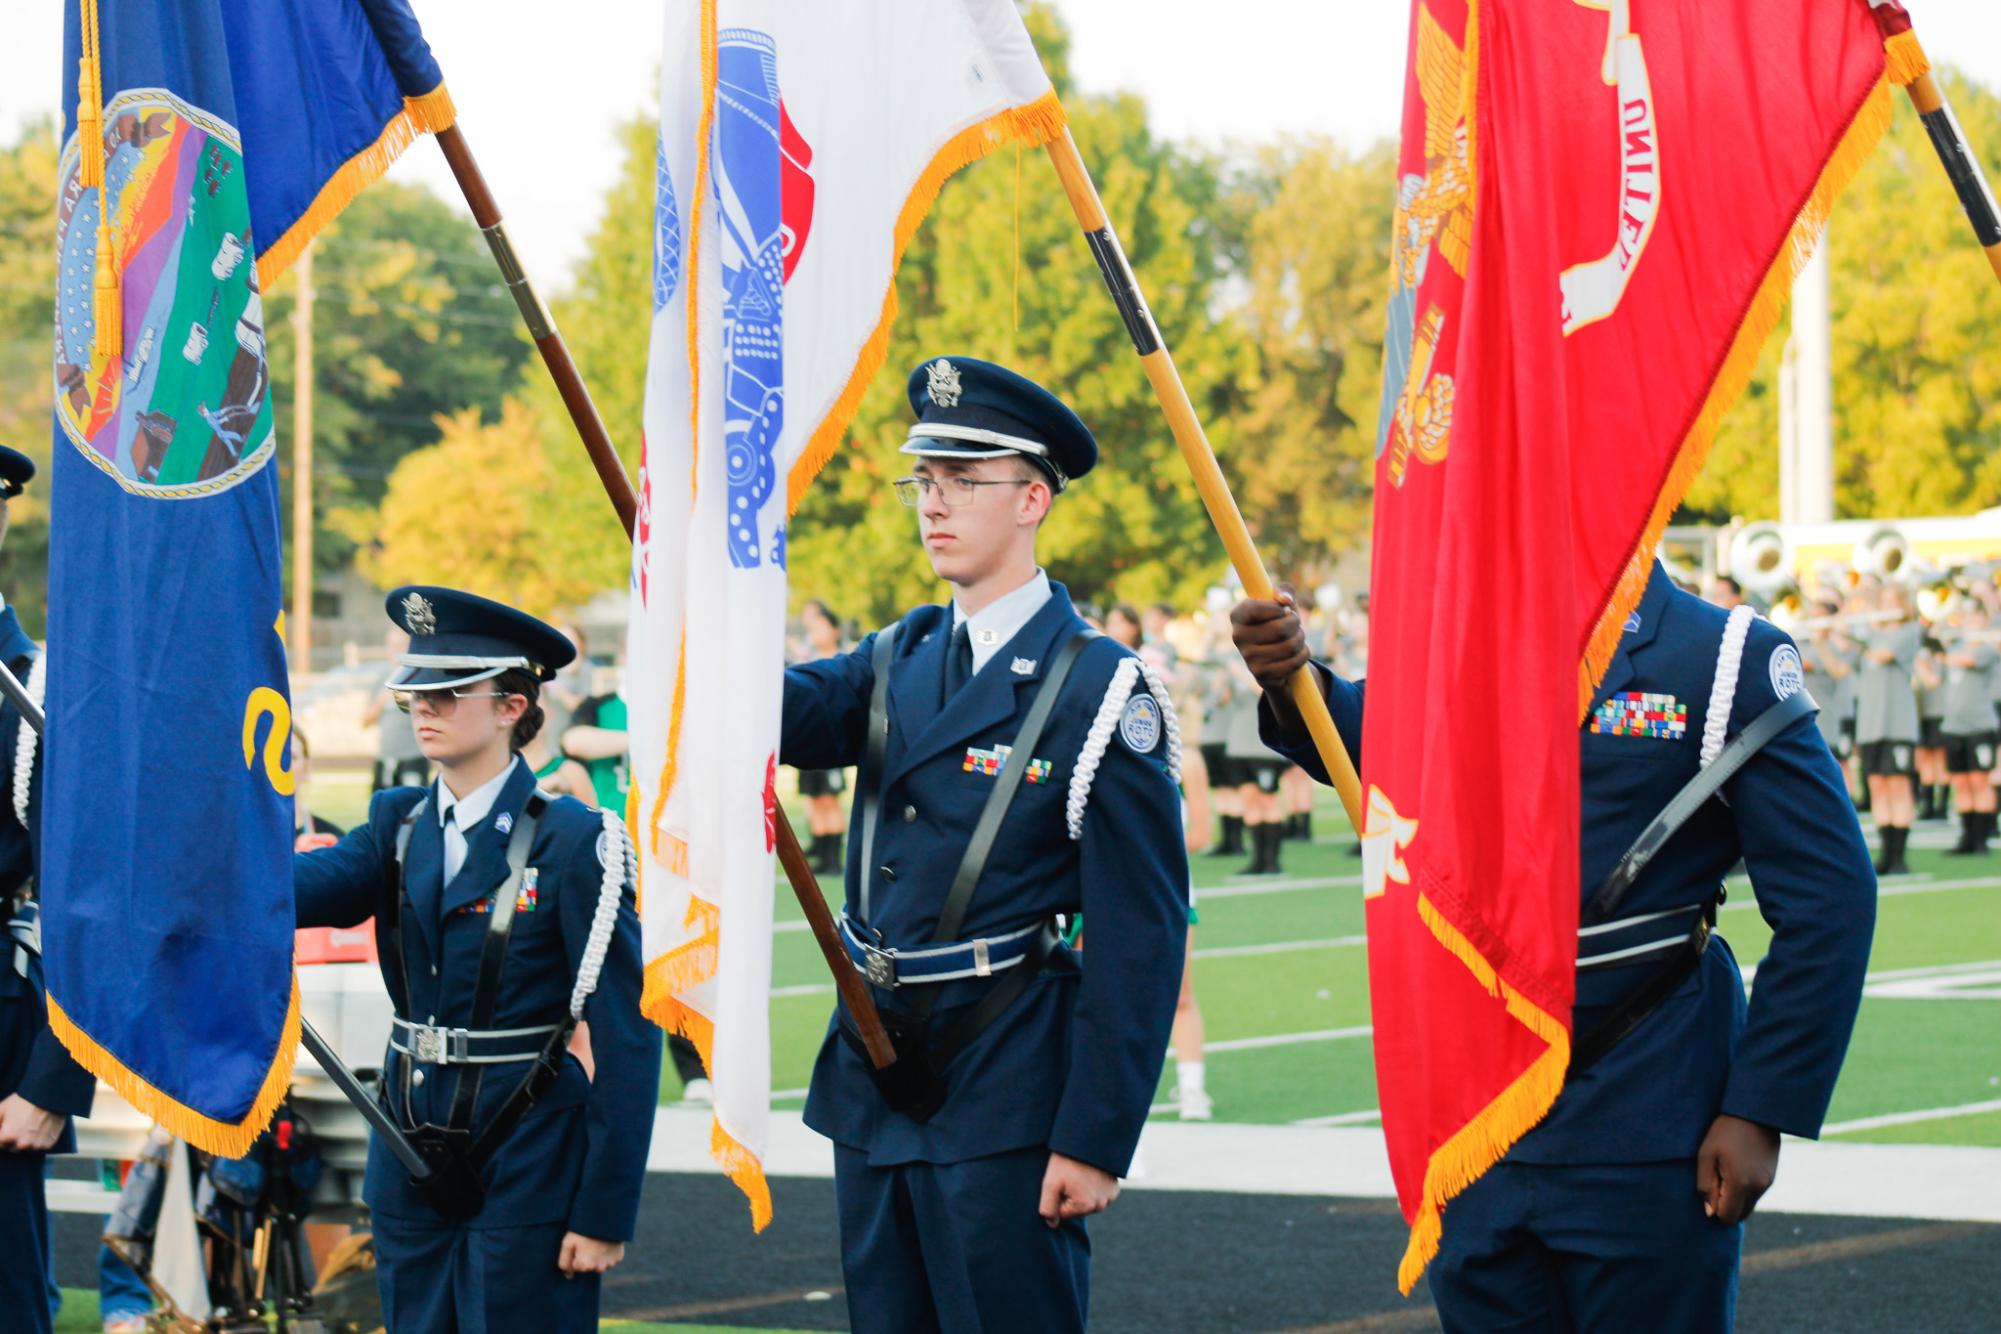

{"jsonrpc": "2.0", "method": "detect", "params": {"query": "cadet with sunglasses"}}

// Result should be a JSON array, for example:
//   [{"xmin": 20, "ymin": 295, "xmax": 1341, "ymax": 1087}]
[
  {"xmin": 782, "ymin": 358, "xmax": 1189, "ymax": 1332},
  {"xmin": 294, "ymin": 587, "xmax": 660, "ymax": 1334}
]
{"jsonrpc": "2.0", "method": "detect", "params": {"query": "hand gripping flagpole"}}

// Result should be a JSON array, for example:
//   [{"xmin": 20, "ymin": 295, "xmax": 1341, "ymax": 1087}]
[
  {"xmin": 1899, "ymin": 72, "xmax": 2001, "ymax": 287},
  {"xmin": 1043, "ymin": 131, "xmax": 1367, "ymax": 834},
  {"xmin": 428, "ymin": 124, "xmax": 900, "ymax": 1072},
  {"xmin": 0, "ymin": 658, "xmax": 437, "ymax": 1178}
]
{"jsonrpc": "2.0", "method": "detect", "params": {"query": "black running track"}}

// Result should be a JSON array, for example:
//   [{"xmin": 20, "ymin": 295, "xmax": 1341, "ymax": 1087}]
[{"xmin": 53, "ymin": 1172, "xmax": 2001, "ymax": 1331}]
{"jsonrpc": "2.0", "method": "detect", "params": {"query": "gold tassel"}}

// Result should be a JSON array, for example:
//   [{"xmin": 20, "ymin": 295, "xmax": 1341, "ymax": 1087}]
[{"xmin": 78, "ymin": 0, "xmax": 120, "ymax": 361}]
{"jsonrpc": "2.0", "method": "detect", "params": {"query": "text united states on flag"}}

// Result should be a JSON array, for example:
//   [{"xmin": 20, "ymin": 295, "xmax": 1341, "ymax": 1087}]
[
  {"xmin": 1365, "ymin": 0, "xmax": 1907, "ymax": 1288},
  {"xmin": 627, "ymin": 0, "xmax": 1064, "ymax": 1226}
]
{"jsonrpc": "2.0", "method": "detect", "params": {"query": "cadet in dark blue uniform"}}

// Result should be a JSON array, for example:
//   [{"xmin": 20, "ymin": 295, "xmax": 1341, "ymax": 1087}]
[
  {"xmin": 783, "ymin": 359, "xmax": 1189, "ymax": 1333},
  {"xmin": 0, "ymin": 444, "xmax": 97, "ymax": 1334},
  {"xmin": 295, "ymin": 588, "xmax": 661, "ymax": 1334},
  {"xmin": 1231, "ymin": 564, "xmax": 1877, "ymax": 1331}
]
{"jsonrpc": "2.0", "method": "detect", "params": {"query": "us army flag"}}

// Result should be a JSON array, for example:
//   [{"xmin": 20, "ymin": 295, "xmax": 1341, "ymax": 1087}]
[
  {"xmin": 1366, "ymin": 0, "xmax": 1899, "ymax": 1288},
  {"xmin": 46, "ymin": 0, "xmax": 449, "ymax": 1154},
  {"xmin": 627, "ymin": 0, "xmax": 1064, "ymax": 1225}
]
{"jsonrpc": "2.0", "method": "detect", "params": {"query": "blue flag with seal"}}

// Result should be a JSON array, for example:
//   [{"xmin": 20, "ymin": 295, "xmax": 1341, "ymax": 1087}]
[{"xmin": 48, "ymin": 0, "xmax": 449, "ymax": 1154}]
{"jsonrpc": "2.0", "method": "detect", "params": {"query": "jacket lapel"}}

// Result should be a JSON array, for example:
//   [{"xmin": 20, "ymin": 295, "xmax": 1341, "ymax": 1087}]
[
  {"xmin": 440, "ymin": 760, "xmax": 538, "ymax": 918},
  {"xmin": 1586, "ymin": 562, "xmax": 1672, "ymax": 716},
  {"xmin": 890, "ymin": 587, "xmax": 1081, "ymax": 784},
  {"xmin": 887, "ymin": 614, "xmax": 949, "ymax": 764},
  {"xmin": 401, "ymin": 786, "xmax": 446, "ymax": 969}
]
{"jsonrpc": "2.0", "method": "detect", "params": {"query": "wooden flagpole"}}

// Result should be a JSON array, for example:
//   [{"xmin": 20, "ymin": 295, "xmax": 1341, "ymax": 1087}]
[
  {"xmin": 1900, "ymin": 72, "xmax": 2001, "ymax": 286},
  {"xmin": 1043, "ymin": 130, "xmax": 1367, "ymax": 833},
  {"xmin": 431, "ymin": 123, "xmax": 898, "ymax": 1071}
]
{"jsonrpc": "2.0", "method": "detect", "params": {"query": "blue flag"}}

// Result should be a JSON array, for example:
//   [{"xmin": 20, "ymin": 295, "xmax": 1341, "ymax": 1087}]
[{"xmin": 48, "ymin": 0, "xmax": 446, "ymax": 1154}]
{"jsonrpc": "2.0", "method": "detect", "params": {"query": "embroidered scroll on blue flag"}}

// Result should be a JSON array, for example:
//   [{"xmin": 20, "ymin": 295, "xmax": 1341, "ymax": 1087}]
[{"xmin": 45, "ymin": 0, "xmax": 451, "ymax": 1155}]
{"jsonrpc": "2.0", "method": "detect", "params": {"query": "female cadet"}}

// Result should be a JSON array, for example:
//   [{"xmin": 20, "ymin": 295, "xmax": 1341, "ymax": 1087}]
[
  {"xmin": 1856, "ymin": 583, "xmax": 1923, "ymax": 875},
  {"xmin": 295, "ymin": 587, "xmax": 660, "ymax": 1334}
]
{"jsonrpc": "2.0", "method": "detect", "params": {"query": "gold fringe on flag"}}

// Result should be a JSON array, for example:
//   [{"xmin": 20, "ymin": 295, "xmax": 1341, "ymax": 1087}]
[
  {"xmin": 1882, "ymin": 31, "xmax": 1929, "ymax": 88},
  {"xmin": 783, "ymin": 88, "xmax": 1069, "ymax": 511},
  {"xmin": 46, "ymin": 977, "xmax": 302, "ymax": 1160},
  {"xmin": 253, "ymin": 82, "xmax": 459, "ymax": 292},
  {"xmin": 1576, "ymin": 74, "xmax": 1893, "ymax": 718}
]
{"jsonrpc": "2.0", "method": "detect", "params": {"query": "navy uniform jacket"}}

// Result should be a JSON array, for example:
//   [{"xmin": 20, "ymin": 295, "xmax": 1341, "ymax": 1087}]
[
  {"xmin": 1267, "ymin": 565, "xmax": 1876, "ymax": 1161},
  {"xmin": 0, "ymin": 608, "xmax": 95, "ymax": 1151},
  {"xmin": 783, "ymin": 583, "xmax": 1188, "ymax": 1176},
  {"xmin": 295, "ymin": 758, "xmax": 661, "ymax": 1239}
]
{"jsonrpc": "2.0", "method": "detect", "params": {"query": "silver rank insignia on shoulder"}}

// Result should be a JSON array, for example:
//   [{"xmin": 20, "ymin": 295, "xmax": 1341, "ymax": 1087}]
[
  {"xmin": 1011, "ymin": 657, "xmax": 1036, "ymax": 675},
  {"xmin": 402, "ymin": 591, "xmax": 438, "ymax": 635},
  {"xmin": 495, "ymin": 811, "xmax": 513, "ymax": 835},
  {"xmin": 926, "ymin": 358, "xmax": 963, "ymax": 407}
]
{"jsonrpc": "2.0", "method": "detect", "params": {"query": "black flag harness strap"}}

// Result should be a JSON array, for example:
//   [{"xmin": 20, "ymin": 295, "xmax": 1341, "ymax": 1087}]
[
  {"xmin": 387, "ymin": 788, "xmax": 579, "ymax": 1218},
  {"xmin": 841, "ymin": 621, "xmax": 1098, "ymax": 1120},
  {"xmin": 1570, "ymin": 688, "xmax": 1816, "ymax": 1074}
]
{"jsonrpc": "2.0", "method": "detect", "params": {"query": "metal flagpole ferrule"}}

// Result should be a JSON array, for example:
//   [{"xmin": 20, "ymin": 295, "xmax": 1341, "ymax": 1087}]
[
  {"xmin": 479, "ymin": 221, "xmax": 556, "ymax": 341},
  {"xmin": 1904, "ymin": 73, "xmax": 2001, "ymax": 285}
]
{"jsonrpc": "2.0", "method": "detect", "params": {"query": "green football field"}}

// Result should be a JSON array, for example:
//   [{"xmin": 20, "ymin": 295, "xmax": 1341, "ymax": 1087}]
[{"xmin": 311, "ymin": 769, "xmax": 2001, "ymax": 1146}]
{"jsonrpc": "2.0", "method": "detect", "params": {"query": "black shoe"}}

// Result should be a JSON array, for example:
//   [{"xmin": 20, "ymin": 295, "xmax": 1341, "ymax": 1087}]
[
  {"xmin": 1297, "ymin": 812, "xmax": 1312, "ymax": 843},
  {"xmin": 1238, "ymin": 825, "xmax": 1268, "ymax": 876},
  {"xmin": 1973, "ymin": 811, "xmax": 1996, "ymax": 855},
  {"xmin": 1919, "ymin": 789, "xmax": 1938, "ymax": 822},
  {"xmin": 824, "ymin": 835, "xmax": 845, "ymax": 875},
  {"xmin": 1210, "ymin": 815, "xmax": 1246, "ymax": 856},
  {"xmin": 1945, "ymin": 814, "xmax": 1980, "ymax": 856}
]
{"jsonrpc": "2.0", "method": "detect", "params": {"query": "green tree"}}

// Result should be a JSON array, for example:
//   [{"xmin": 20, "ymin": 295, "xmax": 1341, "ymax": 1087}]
[
  {"xmin": 0, "ymin": 119, "xmax": 60, "ymax": 632},
  {"xmin": 1691, "ymin": 68, "xmax": 2001, "ymax": 521},
  {"xmin": 356, "ymin": 399, "xmax": 603, "ymax": 616},
  {"xmin": 263, "ymin": 181, "xmax": 535, "ymax": 576},
  {"xmin": 785, "ymin": 5, "xmax": 1251, "ymax": 622},
  {"xmin": 1224, "ymin": 138, "xmax": 1396, "ymax": 584}
]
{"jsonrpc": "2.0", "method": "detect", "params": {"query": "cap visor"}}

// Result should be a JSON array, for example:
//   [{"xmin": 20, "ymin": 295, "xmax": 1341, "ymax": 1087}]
[{"xmin": 385, "ymin": 664, "xmax": 508, "ymax": 691}]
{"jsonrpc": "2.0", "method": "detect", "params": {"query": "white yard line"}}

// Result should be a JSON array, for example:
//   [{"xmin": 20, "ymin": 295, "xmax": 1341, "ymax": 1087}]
[
  {"xmin": 1201, "ymin": 1025, "xmax": 1373, "ymax": 1053},
  {"xmin": 1292, "ymin": 1109, "xmax": 1383, "ymax": 1127},
  {"xmin": 1195, "ymin": 935, "xmax": 1365, "ymax": 959},
  {"xmin": 1821, "ymin": 1099, "xmax": 2001, "ymax": 1136}
]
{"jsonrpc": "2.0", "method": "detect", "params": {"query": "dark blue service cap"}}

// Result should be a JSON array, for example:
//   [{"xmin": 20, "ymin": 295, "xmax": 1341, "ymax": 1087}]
[
  {"xmin": 0, "ymin": 445, "xmax": 36, "ymax": 499},
  {"xmin": 383, "ymin": 585, "xmax": 575, "ymax": 691},
  {"xmin": 901, "ymin": 356, "xmax": 1096, "ymax": 492}
]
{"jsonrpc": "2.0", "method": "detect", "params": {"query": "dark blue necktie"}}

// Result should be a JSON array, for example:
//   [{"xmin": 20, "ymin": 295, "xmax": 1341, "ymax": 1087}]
[{"xmin": 943, "ymin": 620, "xmax": 973, "ymax": 700}]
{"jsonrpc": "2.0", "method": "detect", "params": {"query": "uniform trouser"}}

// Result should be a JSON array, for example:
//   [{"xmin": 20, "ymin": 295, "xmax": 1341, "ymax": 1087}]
[
  {"xmin": 0, "ymin": 1151, "xmax": 55, "ymax": 1334},
  {"xmin": 834, "ymin": 1143, "xmax": 1090, "ymax": 1334},
  {"xmin": 373, "ymin": 1213, "xmax": 599, "ymax": 1334},
  {"xmin": 1429, "ymin": 1159, "xmax": 1741, "ymax": 1333}
]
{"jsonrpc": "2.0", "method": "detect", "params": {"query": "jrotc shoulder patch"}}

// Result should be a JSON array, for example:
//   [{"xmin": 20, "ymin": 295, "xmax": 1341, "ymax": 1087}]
[
  {"xmin": 1120, "ymin": 692, "xmax": 1162, "ymax": 754},
  {"xmin": 1769, "ymin": 644, "xmax": 1804, "ymax": 700},
  {"xmin": 1589, "ymin": 691, "xmax": 1686, "ymax": 739}
]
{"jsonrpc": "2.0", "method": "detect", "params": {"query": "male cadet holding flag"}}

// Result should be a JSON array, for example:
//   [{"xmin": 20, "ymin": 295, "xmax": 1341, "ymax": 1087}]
[
  {"xmin": 0, "ymin": 444, "xmax": 96, "ymax": 1334},
  {"xmin": 781, "ymin": 358, "xmax": 1189, "ymax": 1332},
  {"xmin": 295, "ymin": 588, "xmax": 660, "ymax": 1334},
  {"xmin": 1232, "ymin": 568, "xmax": 1877, "ymax": 1328}
]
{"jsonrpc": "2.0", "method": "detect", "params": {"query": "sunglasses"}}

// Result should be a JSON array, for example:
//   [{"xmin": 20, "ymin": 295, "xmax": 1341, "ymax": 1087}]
[{"xmin": 391, "ymin": 688, "xmax": 510, "ymax": 716}]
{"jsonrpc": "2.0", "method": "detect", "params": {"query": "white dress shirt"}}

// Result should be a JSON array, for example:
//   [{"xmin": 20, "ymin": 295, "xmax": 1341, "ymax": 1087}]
[
  {"xmin": 952, "ymin": 568, "xmax": 1053, "ymax": 674},
  {"xmin": 436, "ymin": 756, "xmax": 522, "ymax": 882}
]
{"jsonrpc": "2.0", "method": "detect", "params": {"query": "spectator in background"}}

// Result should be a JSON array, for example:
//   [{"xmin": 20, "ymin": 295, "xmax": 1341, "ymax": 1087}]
[
  {"xmin": 795, "ymin": 601, "xmax": 851, "ymax": 875},
  {"xmin": 1915, "ymin": 637, "xmax": 1949, "ymax": 821},
  {"xmin": 291, "ymin": 728, "xmax": 342, "ymax": 847},
  {"xmin": 1704, "ymin": 575, "xmax": 1744, "ymax": 610},
  {"xmin": 542, "ymin": 623, "xmax": 591, "ymax": 747},
  {"xmin": 522, "ymin": 723, "xmax": 596, "ymax": 805},
  {"xmin": 1222, "ymin": 656, "xmax": 1289, "ymax": 875},
  {"xmin": 1857, "ymin": 583, "xmax": 1923, "ymax": 875},
  {"xmin": 361, "ymin": 627, "xmax": 429, "ymax": 792},
  {"xmin": 1142, "ymin": 603, "xmax": 1179, "ymax": 672}
]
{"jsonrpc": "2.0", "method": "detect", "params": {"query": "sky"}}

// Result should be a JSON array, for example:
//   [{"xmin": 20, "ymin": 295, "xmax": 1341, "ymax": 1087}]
[{"xmin": 4, "ymin": 2, "xmax": 2001, "ymax": 289}]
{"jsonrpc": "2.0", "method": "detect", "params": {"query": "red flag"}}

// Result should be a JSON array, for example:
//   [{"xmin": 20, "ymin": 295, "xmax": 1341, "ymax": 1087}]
[{"xmin": 1367, "ymin": 0, "xmax": 1897, "ymax": 1289}]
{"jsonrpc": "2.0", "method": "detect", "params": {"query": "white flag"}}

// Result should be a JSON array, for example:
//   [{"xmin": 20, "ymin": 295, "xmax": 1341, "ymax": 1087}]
[{"xmin": 628, "ymin": 0, "xmax": 1065, "ymax": 1225}]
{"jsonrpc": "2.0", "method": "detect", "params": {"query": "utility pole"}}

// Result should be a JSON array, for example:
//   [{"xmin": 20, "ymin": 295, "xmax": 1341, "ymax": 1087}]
[
  {"xmin": 1780, "ymin": 239, "xmax": 1834, "ymax": 525},
  {"xmin": 290, "ymin": 241, "xmax": 315, "ymax": 668}
]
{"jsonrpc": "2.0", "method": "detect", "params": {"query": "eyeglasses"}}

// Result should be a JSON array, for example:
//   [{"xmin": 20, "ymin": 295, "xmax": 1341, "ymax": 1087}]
[
  {"xmin": 392, "ymin": 688, "xmax": 510, "ymax": 715},
  {"xmin": 893, "ymin": 475, "xmax": 1032, "ymax": 507}
]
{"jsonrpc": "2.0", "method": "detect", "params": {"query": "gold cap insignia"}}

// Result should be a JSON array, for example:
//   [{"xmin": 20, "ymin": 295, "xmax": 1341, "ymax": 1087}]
[
  {"xmin": 402, "ymin": 592, "xmax": 438, "ymax": 636},
  {"xmin": 926, "ymin": 358, "xmax": 963, "ymax": 408}
]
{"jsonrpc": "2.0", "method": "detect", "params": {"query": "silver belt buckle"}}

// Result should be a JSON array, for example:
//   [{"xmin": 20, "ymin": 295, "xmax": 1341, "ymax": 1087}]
[
  {"xmin": 860, "ymin": 943, "xmax": 898, "ymax": 989},
  {"xmin": 412, "ymin": 1024, "xmax": 445, "ymax": 1064},
  {"xmin": 973, "ymin": 938, "xmax": 992, "ymax": 978}
]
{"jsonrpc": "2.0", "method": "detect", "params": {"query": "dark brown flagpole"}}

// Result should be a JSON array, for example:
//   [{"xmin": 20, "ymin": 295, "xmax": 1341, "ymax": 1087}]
[{"xmin": 430, "ymin": 122, "xmax": 898, "ymax": 1072}]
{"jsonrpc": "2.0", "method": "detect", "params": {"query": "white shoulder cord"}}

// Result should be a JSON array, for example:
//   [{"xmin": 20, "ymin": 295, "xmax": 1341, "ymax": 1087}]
[
  {"xmin": 1066, "ymin": 656, "xmax": 1183, "ymax": 841},
  {"xmin": 13, "ymin": 654, "xmax": 45, "ymax": 830},
  {"xmin": 1701, "ymin": 604, "xmax": 1757, "ymax": 771},
  {"xmin": 569, "ymin": 805, "xmax": 633, "ymax": 1019}
]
